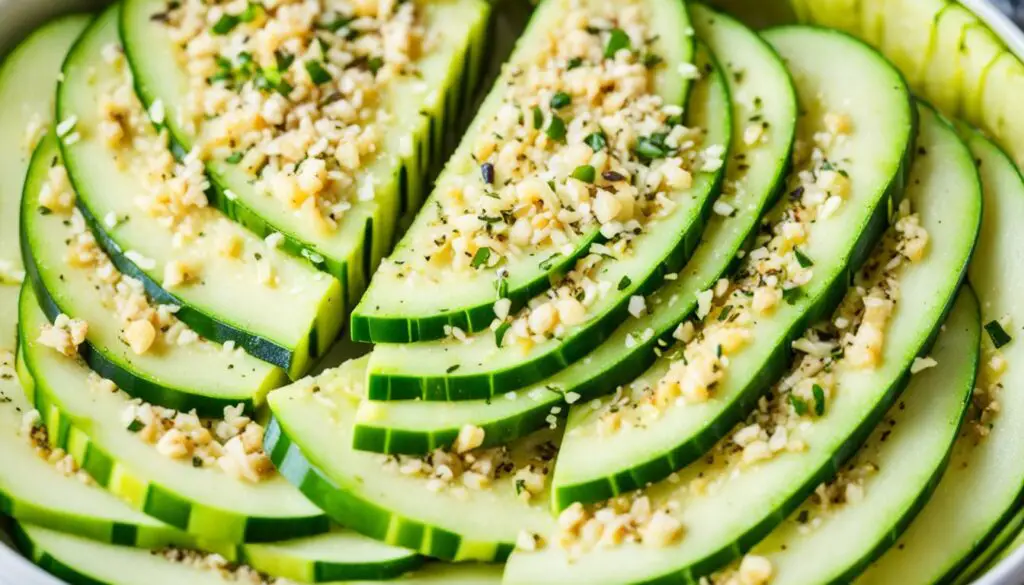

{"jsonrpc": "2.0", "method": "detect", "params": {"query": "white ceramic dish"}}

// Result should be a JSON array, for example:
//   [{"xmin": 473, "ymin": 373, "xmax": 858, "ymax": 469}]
[{"xmin": 0, "ymin": 1, "xmax": 1022, "ymax": 583}]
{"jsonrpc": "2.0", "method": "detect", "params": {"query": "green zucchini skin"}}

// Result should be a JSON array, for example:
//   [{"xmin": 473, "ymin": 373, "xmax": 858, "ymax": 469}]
[
  {"xmin": 349, "ymin": 0, "xmax": 697, "ymax": 345},
  {"xmin": 350, "ymin": 3, "xmax": 798, "ymax": 454},
  {"xmin": 549, "ymin": 25, "xmax": 918, "ymax": 508},
  {"xmin": 120, "ymin": 0, "xmax": 492, "ymax": 313},
  {"xmin": 364, "ymin": 44, "xmax": 731, "ymax": 402},
  {"xmin": 264, "ymin": 416, "xmax": 512, "ymax": 563}
]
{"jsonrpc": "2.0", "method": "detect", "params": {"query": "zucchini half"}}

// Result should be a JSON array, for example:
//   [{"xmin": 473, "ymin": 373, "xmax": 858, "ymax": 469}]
[
  {"xmin": 350, "ymin": 0, "xmax": 697, "ymax": 345},
  {"xmin": 856, "ymin": 127, "xmax": 1024, "ymax": 585},
  {"xmin": 120, "ymin": 0, "xmax": 491, "ymax": 309},
  {"xmin": 366, "ymin": 41, "xmax": 731, "ymax": 402},
  {"xmin": 21, "ymin": 135, "xmax": 283, "ymax": 416},
  {"xmin": 17, "ymin": 284, "xmax": 329, "ymax": 544},
  {"xmin": 550, "ymin": 25, "xmax": 917, "ymax": 507},
  {"xmin": 503, "ymin": 100, "xmax": 981, "ymax": 585},
  {"xmin": 0, "ymin": 14, "xmax": 90, "ymax": 282},
  {"xmin": 14, "ymin": 523, "xmax": 502, "ymax": 585},
  {"xmin": 57, "ymin": 6, "xmax": 343, "ymax": 379},
  {"xmin": 725, "ymin": 289, "xmax": 979, "ymax": 585},
  {"xmin": 350, "ymin": 3, "xmax": 797, "ymax": 454}
]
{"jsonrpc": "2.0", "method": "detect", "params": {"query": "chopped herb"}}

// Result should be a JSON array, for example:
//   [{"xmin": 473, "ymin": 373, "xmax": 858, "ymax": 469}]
[
  {"xmin": 239, "ymin": 3, "xmax": 263, "ymax": 22},
  {"xmin": 571, "ymin": 165, "xmax": 596, "ymax": 183},
  {"xmin": 446, "ymin": 365, "xmax": 460, "ymax": 374},
  {"xmin": 789, "ymin": 394, "xmax": 808, "ymax": 416},
  {"xmin": 642, "ymin": 52, "xmax": 664, "ymax": 68},
  {"xmin": 126, "ymin": 419, "xmax": 144, "ymax": 433},
  {"xmin": 471, "ymin": 247, "xmax": 492, "ymax": 269},
  {"xmin": 812, "ymin": 384, "xmax": 826, "ymax": 416},
  {"xmin": 718, "ymin": 305, "xmax": 733, "ymax": 321},
  {"xmin": 304, "ymin": 60, "xmax": 332, "ymax": 85},
  {"xmin": 539, "ymin": 253, "xmax": 561, "ymax": 270},
  {"xmin": 481, "ymin": 162, "xmax": 495, "ymax": 185},
  {"xmin": 532, "ymin": 106, "xmax": 544, "ymax": 130},
  {"xmin": 38, "ymin": 207, "xmax": 52, "ymax": 216},
  {"xmin": 567, "ymin": 57, "xmax": 583, "ymax": 70},
  {"xmin": 985, "ymin": 320, "xmax": 1012, "ymax": 349},
  {"xmin": 319, "ymin": 14, "xmax": 353, "ymax": 33},
  {"xmin": 617, "ymin": 276, "xmax": 632, "ymax": 291},
  {"xmin": 550, "ymin": 91, "xmax": 571, "ymax": 110},
  {"xmin": 546, "ymin": 115, "xmax": 567, "ymax": 141},
  {"xmin": 782, "ymin": 287, "xmax": 801, "ymax": 305},
  {"xmin": 635, "ymin": 134, "xmax": 671, "ymax": 160},
  {"xmin": 604, "ymin": 28, "xmax": 631, "ymax": 59},
  {"xmin": 495, "ymin": 322, "xmax": 511, "ymax": 348},
  {"xmin": 367, "ymin": 56, "xmax": 385, "ymax": 75},
  {"xmin": 584, "ymin": 131, "xmax": 607, "ymax": 152},
  {"xmin": 274, "ymin": 50, "xmax": 294, "ymax": 71},
  {"xmin": 495, "ymin": 276, "xmax": 509, "ymax": 298},
  {"xmin": 211, "ymin": 13, "xmax": 240, "ymax": 35},
  {"xmin": 515, "ymin": 478, "xmax": 526, "ymax": 495},
  {"xmin": 794, "ymin": 248, "xmax": 814, "ymax": 268},
  {"xmin": 192, "ymin": 456, "xmax": 203, "ymax": 468},
  {"xmin": 225, "ymin": 151, "xmax": 244, "ymax": 164}
]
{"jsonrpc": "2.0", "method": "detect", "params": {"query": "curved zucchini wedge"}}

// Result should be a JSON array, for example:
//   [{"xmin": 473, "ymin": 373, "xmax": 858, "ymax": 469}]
[
  {"xmin": 17, "ymin": 285, "xmax": 329, "ymax": 544},
  {"xmin": 21, "ymin": 134, "xmax": 283, "ymax": 416},
  {"xmin": 856, "ymin": 127, "xmax": 1024, "ymax": 585},
  {"xmin": 266, "ymin": 358, "xmax": 554, "ymax": 562},
  {"xmin": 503, "ymin": 100, "xmax": 981, "ymax": 585},
  {"xmin": 366, "ymin": 43, "xmax": 731, "ymax": 402},
  {"xmin": 120, "ymin": 0, "xmax": 491, "ymax": 303},
  {"xmin": 350, "ymin": 0, "xmax": 697, "ymax": 344},
  {"xmin": 550, "ymin": 26, "xmax": 916, "ymax": 507},
  {"xmin": 15, "ymin": 522, "xmax": 500, "ymax": 585},
  {"xmin": 721, "ymin": 289, "xmax": 978, "ymax": 585},
  {"xmin": 57, "ymin": 6, "xmax": 343, "ymax": 379},
  {"xmin": 350, "ymin": 3, "xmax": 797, "ymax": 453},
  {"xmin": 0, "ymin": 13, "xmax": 90, "ymax": 283},
  {"xmin": 950, "ymin": 509, "xmax": 1024, "ymax": 585}
]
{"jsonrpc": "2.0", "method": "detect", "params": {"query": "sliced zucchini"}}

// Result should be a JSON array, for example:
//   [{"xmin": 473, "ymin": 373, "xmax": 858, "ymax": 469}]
[
  {"xmin": 874, "ymin": 0, "xmax": 945, "ymax": 90},
  {"xmin": 350, "ymin": 4, "xmax": 797, "ymax": 453},
  {"xmin": 120, "ymin": 0, "xmax": 491, "ymax": 303},
  {"xmin": 266, "ymin": 358, "xmax": 555, "ymax": 562},
  {"xmin": 22, "ymin": 134, "xmax": 283, "ymax": 416},
  {"xmin": 350, "ymin": 0, "xmax": 697, "ymax": 344},
  {"xmin": 857, "ymin": 127, "xmax": 1024, "ymax": 585},
  {"xmin": 57, "ymin": 6, "xmax": 342, "ymax": 379},
  {"xmin": 503, "ymin": 101, "xmax": 981, "ymax": 584},
  {"xmin": 365, "ymin": 42, "xmax": 731, "ymax": 402},
  {"xmin": 0, "ymin": 14, "xmax": 89, "ymax": 283},
  {"xmin": 720, "ymin": 289, "xmax": 978, "ymax": 585},
  {"xmin": 550, "ymin": 26, "xmax": 916, "ymax": 507},
  {"xmin": 16, "ymin": 523, "xmax": 500, "ymax": 585},
  {"xmin": 978, "ymin": 52, "xmax": 1024, "ymax": 169},
  {"xmin": 950, "ymin": 509, "xmax": 1024, "ymax": 585},
  {"xmin": 17, "ymin": 284, "xmax": 329, "ymax": 544}
]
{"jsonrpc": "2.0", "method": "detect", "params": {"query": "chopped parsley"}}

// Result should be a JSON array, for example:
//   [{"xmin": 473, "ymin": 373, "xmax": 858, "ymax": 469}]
[
  {"xmin": 617, "ymin": 276, "xmax": 632, "ymax": 291},
  {"xmin": 789, "ymin": 394, "xmax": 808, "ymax": 416},
  {"xmin": 495, "ymin": 322, "xmax": 511, "ymax": 348},
  {"xmin": 604, "ymin": 28, "xmax": 631, "ymax": 59},
  {"xmin": 211, "ymin": 13, "xmax": 240, "ymax": 35},
  {"xmin": 225, "ymin": 151, "xmax": 244, "ymax": 164},
  {"xmin": 985, "ymin": 320, "xmax": 1012, "ymax": 349},
  {"xmin": 584, "ymin": 131, "xmax": 607, "ymax": 152},
  {"xmin": 471, "ymin": 247, "xmax": 492, "ymax": 269},
  {"xmin": 446, "ymin": 364, "xmax": 461, "ymax": 374},
  {"xmin": 304, "ymin": 60, "xmax": 332, "ymax": 85},
  {"xmin": 567, "ymin": 57, "xmax": 584, "ymax": 70},
  {"xmin": 126, "ymin": 419, "xmax": 144, "ymax": 433},
  {"xmin": 571, "ymin": 165, "xmax": 596, "ymax": 183},
  {"xmin": 812, "ymin": 384, "xmax": 827, "ymax": 416},
  {"xmin": 794, "ymin": 248, "xmax": 814, "ymax": 268},
  {"xmin": 532, "ymin": 106, "xmax": 544, "ymax": 130},
  {"xmin": 546, "ymin": 115, "xmax": 567, "ymax": 141},
  {"xmin": 550, "ymin": 91, "xmax": 572, "ymax": 110}
]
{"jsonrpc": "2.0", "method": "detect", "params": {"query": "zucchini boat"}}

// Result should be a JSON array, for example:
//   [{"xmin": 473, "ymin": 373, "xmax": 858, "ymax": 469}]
[
  {"xmin": 0, "ymin": 14, "xmax": 89, "ymax": 285},
  {"xmin": 57, "ymin": 6, "xmax": 343, "ymax": 379},
  {"xmin": 366, "ymin": 42, "xmax": 730, "ymax": 402},
  {"xmin": 120, "ymin": 0, "xmax": 491, "ymax": 304},
  {"xmin": 550, "ymin": 25, "xmax": 916, "ymax": 507},
  {"xmin": 855, "ymin": 126, "xmax": 1024, "ymax": 585},
  {"xmin": 22, "ymin": 134, "xmax": 283, "ymax": 416},
  {"xmin": 17, "ymin": 284, "xmax": 329, "ymax": 544},
  {"xmin": 503, "ymin": 101, "xmax": 981, "ymax": 584},
  {"xmin": 351, "ymin": 3, "xmax": 797, "ymax": 453},
  {"xmin": 266, "ymin": 358, "xmax": 556, "ymax": 562},
  {"xmin": 350, "ymin": 0, "xmax": 699, "ymax": 345},
  {"xmin": 707, "ymin": 289, "xmax": 978, "ymax": 585},
  {"xmin": 15, "ymin": 523, "xmax": 501, "ymax": 585}
]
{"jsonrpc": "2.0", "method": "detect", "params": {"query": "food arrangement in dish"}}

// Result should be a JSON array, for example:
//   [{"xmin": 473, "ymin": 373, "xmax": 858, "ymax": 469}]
[{"xmin": 0, "ymin": 0, "xmax": 1022, "ymax": 583}]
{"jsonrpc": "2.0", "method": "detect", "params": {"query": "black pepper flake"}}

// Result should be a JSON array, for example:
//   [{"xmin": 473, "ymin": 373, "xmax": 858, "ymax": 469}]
[{"xmin": 481, "ymin": 162, "xmax": 495, "ymax": 185}]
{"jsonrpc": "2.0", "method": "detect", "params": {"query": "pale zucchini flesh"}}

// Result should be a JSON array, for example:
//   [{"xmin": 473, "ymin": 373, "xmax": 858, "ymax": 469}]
[
  {"xmin": 350, "ymin": 3, "xmax": 797, "ymax": 454},
  {"xmin": 550, "ymin": 25, "xmax": 917, "ymax": 507}
]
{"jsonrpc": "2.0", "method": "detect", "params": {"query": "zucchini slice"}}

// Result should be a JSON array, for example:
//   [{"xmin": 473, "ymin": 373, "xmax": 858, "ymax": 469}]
[
  {"xmin": 17, "ymin": 284, "xmax": 329, "ymax": 544},
  {"xmin": 950, "ymin": 508, "xmax": 1024, "ymax": 585},
  {"xmin": 22, "ymin": 134, "xmax": 283, "ymax": 416},
  {"xmin": 266, "ymin": 358, "xmax": 555, "ymax": 562},
  {"xmin": 15, "ymin": 523, "xmax": 501, "ymax": 585},
  {"xmin": 857, "ymin": 127, "xmax": 1024, "ymax": 585},
  {"xmin": 550, "ymin": 25, "xmax": 916, "ymax": 507},
  {"xmin": 120, "ymin": 0, "xmax": 491, "ymax": 302},
  {"xmin": 0, "ymin": 14, "xmax": 89, "ymax": 284},
  {"xmin": 57, "ymin": 6, "xmax": 343, "ymax": 379},
  {"xmin": 366, "ymin": 41, "xmax": 731, "ymax": 402},
  {"xmin": 715, "ymin": 289, "xmax": 979, "ymax": 585},
  {"xmin": 503, "ymin": 101, "xmax": 981, "ymax": 585},
  {"xmin": 350, "ymin": 0, "xmax": 698, "ymax": 345},
  {"xmin": 350, "ymin": 4, "xmax": 797, "ymax": 453}
]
